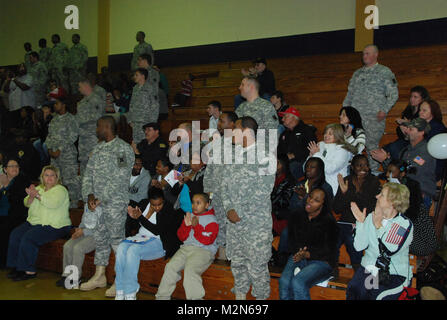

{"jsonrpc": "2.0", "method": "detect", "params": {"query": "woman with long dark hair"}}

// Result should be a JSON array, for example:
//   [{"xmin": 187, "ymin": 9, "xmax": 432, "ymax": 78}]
[{"xmin": 339, "ymin": 106, "xmax": 366, "ymax": 154}]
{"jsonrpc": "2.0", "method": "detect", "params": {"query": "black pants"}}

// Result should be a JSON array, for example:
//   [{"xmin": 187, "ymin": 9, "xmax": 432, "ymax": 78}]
[{"xmin": 347, "ymin": 265, "xmax": 406, "ymax": 300}]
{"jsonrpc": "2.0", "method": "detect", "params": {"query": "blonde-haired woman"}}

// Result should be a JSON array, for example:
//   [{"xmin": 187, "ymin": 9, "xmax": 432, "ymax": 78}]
[
  {"xmin": 6, "ymin": 165, "xmax": 72, "ymax": 281},
  {"xmin": 307, "ymin": 123, "xmax": 356, "ymax": 196},
  {"xmin": 347, "ymin": 182, "xmax": 413, "ymax": 300}
]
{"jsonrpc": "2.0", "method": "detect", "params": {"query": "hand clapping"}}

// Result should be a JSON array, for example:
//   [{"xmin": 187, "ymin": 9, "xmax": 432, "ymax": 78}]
[
  {"xmin": 307, "ymin": 141, "xmax": 320, "ymax": 156},
  {"xmin": 350, "ymin": 202, "xmax": 366, "ymax": 223},
  {"xmin": 337, "ymin": 174, "xmax": 349, "ymax": 194}
]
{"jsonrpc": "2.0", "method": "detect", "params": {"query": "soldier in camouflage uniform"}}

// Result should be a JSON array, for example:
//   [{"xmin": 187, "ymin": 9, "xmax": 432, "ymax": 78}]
[
  {"xmin": 75, "ymin": 79, "xmax": 105, "ymax": 176},
  {"xmin": 67, "ymin": 34, "xmax": 88, "ymax": 95},
  {"xmin": 343, "ymin": 45, "xmax": 399, "ymax": 172},
  {"xmin": 29, "ymin": 52, "xmax": 49, "ymax": 106},
  {"xmin": 86, "ymin": 73, "xmax": 107, "ymax": 106},
  {"xmin": 45, "ymin": 97, "xmax": 80, "ymax": 208},
  {"xmin": 80, "ymin": 116, "xmax": 134, "ymax": 291},
  {"xmin": 38, "ymin": 38, "xmax": 52, "ymax": 69},
  {"xmin": 219, "ymin": 117, "xmax": 276, "ymax": 300},
  {"xmin": 128, "ymin": 68, "xmax": 159, "ymax": 144},
  {"xmin": 131, "ymin": 31, "xmax": 154, "ymax": 71},
  {"xmin": 236, "ymin": 76, "xmax": 279, "ymax": 153},
  {"xmin": 203, "ymin": 112, "xmax": 238, "ymax": 260},
  {"xmin": 48, "ymin": 34, "xmax": 69, "ymax": 90},
  {"xmin": 23, "ymin": 42, "xmax": 32, "ymax": 72}
]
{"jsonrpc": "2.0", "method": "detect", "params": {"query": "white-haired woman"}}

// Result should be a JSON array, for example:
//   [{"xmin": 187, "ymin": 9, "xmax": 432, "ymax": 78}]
[{"xmin": 347, "ymin": 182, "xmax": 413, "ymax": 300}]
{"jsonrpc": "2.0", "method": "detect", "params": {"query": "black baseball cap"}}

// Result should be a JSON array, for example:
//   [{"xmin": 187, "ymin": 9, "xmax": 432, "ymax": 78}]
[{"xmin": 142, "ymin": 122, "xmax": 160, "ymax": 131}]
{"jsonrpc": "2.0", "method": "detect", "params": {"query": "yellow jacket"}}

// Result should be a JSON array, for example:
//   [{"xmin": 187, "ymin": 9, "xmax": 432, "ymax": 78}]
[{"xmin": 24, "ymin": 184, "xmax": 71, "ymax": 229}]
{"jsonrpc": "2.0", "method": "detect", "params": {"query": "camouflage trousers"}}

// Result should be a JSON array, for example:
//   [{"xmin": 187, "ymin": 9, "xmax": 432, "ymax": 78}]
[
  {"xmin": 211, "ymin": 193, "xmax": 226, "ymax": 247},
  {"xmin": 93, "ymin": 203, "xmax": 127, "ymax": 266},
  {"xmin": 131, "ymin": 122, "xmax": 146, "ymax": 144},
  {"xmin": 68, "ymin": 68, "xmax": 85, "ymax": 95},
  {"xmin": 363, "ymin": 116, "xmax": 386, "ymax": 172},
  {"xmin": 51, "ymin": 153, "xmax": 80, "ymax": 206},
  {"xmin": 50, "ymin": 67, "xmax": 69, "ymax": 91},
  {"xmin": 226, "ymin": 223, "xmax": 272, "ymax": 300},
  {"xmin": 34, "ymin": 86, "xmax": 47, "ymax": 107}
]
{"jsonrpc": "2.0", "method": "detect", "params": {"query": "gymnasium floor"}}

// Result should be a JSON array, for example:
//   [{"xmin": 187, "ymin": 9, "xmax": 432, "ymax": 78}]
[{"xmin": 0, "ymin": 270, "xmax": 156, "ymax": 300}]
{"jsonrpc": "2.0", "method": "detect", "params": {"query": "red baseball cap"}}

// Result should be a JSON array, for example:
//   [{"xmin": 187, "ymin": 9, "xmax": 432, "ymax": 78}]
[{"xmin": 278, "ymin": 107, "xmax": 300, "ymax": 118}]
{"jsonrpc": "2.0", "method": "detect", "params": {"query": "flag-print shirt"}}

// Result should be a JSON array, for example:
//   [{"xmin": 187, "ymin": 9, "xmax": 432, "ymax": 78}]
[{"xmin": 354, "ymin": 212, "xmax": 413, "ymax": 286}]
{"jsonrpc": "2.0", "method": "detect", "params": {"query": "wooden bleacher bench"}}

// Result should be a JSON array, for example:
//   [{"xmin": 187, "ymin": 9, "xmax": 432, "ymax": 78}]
[{"xmin": 35, "ymin": 208, "xmax": 417, "ymax": 300}]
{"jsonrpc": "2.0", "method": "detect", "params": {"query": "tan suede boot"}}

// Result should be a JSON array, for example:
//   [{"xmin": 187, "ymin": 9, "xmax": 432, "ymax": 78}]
[
  {"xmin": 105, "ymin": 281, "xmax": 116, "ymax": 297},
  {"xmin": 79, "ymin": 266, "xmax": 107, "ymax": 291}
]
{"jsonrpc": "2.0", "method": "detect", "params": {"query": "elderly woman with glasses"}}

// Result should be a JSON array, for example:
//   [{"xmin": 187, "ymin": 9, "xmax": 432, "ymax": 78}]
[
  {"xmin": 6, "ymin": 165, "xmax": 71, "ymax": 281},
  {"xmin": 0, "ymin": 157, "xmax": 30, "ymax": 268}
]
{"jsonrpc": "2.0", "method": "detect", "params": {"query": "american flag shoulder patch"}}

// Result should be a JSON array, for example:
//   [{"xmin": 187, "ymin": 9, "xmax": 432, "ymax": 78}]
[{"xmin": 385, "ymin": 223, "xmax": 407, "ymax": 245}]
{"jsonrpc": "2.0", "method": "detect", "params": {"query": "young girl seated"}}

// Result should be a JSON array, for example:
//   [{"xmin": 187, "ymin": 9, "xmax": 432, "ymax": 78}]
[
  {"xmin": 333, "ymin": 154, "xmax": 381, "ymax": 272},
  {"xmin": 155, "ymin": 193, "xmax": 219, "ymax": 300},
  {"xmin": 114, "ymin": 188, "xmax": 183, "ymax": 300},
  {"xmin": 307, "ymin": 123, "xmax": 356, "ymax": 196}
]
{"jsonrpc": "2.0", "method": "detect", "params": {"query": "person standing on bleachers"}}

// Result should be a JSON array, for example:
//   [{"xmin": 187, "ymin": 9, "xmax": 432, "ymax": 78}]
[
  {"xmin": 23, "ymin": 42, "xmax": 33, "ymax": 72},
  {"xmin": 48, "ymin": 34, "xmax": 69, "ymax": 91},
  {"xmin": 29, "ymin": 52, "xmax": 48, "ymax": 107},
  {"xmin": 38, "ymin": 38, "xmax": 52, "ymax": 70},
  {"xmin": 67, "ymin": 34, "xmax": 88, "ymax": 95},
  {"xmin": 343, "ymin": 44, "xmax": 399, "ymax": 174},
  {"xmin": 131, "ymin": 31, "xmax": 154, "ymax": 71},
  {"xmin": 128, "ymin": 68, "xmax": 159, "ymax": 144},
  {"xmin": 75, "ymin": 78, "xmax": 105, "ymax": 176},
  {"xmin": 235, "ymin": 58, "xmax": 276, "ymax": 109},
  {"xmin": 79, "ymin": 116, "xmax": 134, "ymax": 292},
  {"xmin": 206, "ymin": 100, "xmax": 222, "ymax": 137},
  {"xmin": 45, "ymin": 97, "xmax": 80, "ymax": 209},
  {"xmin": 219, "ymin": 117, "xmax": 276, "ymax": 300},
  {"xmin": 236, "ymin": 76, "xmax": 279, "ymax": 153}
]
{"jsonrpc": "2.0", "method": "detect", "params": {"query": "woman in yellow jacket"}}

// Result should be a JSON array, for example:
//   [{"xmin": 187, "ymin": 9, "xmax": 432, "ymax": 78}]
[{"xmin": 6, "ymin": 165, "xmax": 72, "ymax": 281}]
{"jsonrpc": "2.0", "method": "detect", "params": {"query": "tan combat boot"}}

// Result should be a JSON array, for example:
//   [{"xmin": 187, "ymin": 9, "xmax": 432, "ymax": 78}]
[
  {"xmin": 79, "ymin": 266, "xmax": 107, "ymax": 291},
  {"xmin": 105, "ymin": 281, "xmax": 116, "ymax": 297},
  {"xmin": 217, "ymin": 246, "xmax": 227, "ymax": 261}
]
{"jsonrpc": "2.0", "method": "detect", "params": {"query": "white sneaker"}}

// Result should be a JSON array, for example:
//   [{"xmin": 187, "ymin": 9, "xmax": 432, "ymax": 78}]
[
  {"xmin": 125, "ymin": 292, "xmax": 137, "ymax": 300},
  {"xmin": 115, "ymin": 290, "xmax": 124, "ymax": 300}
]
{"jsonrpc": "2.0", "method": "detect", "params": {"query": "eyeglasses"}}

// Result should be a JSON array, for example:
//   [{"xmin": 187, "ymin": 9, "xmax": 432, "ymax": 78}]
[{"xmin": 6, "ymin": 165, "xmax": 20, "ymax": 168}]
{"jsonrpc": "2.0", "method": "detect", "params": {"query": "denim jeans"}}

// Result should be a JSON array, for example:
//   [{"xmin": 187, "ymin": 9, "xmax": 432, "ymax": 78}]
[
  {"xmin": 33, "ymin": 139, "xmax": 49, "ymax": 166},
  {"xmin": 7, "ymin": 221, "xmax": 71, "ymax": 272},
  {"xmin": 336, "ymin": 223, "xmax": 363, "ymax": 265},
  {"xmin": 115, "ymin": 238, "xmax": 165, "ymax": 295},
  {"xmin": 279, "ymin": 255, "xmax": 333, "ymax": 300}
]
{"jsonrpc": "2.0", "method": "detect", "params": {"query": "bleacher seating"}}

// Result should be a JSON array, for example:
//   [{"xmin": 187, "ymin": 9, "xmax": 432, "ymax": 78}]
[
  {"xmin": 159, "ymin": 44, "xmax": 447, "ymax": 144},
  {"xmin": 34, "ymin": 43, "xmax": 446, "ymax": 299}
]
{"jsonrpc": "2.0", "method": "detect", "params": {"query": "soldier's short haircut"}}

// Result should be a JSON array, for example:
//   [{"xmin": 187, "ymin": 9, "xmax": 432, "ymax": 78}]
[
  {"xmin": 30, "ymin": 52, "xmax": 39, "ymax": 60},
  {"xmin": 223, "ymin": 111, "xmax": 238, "ymax": 124},
  {"xmin": 136, "ymin": 68, "xmax": 148, "ymax": 80},
  {"xmin": 55, "ymin": 96, "xmax": 68, "ymax": 106},
  {"xmin": 239, "ymin": 116, "xmax": 258, "ymax": 136},
  {"xmin": 364, "ymin": 44, "xmax": 379, "ymax": 53},
  {"xmin": 243, "ymin": 75, "xmax": 260, "ymax": 92},
  {"xmin": 139, "ymin": 53, "xmax": 152, "ymax": 65},
  {"xmin": 78, "ymin": 78, "xmax": 91, "ymax": 86},
  {"xmin": 87, "ymin": 73, "xmax": 97, "ymax": 84},
  {"xmin": 193, "ymin": 192, "xmax": 210, "ymax": 204},
  {"xmin": 207, "ymin": 100, "xmax": 221, "ymax": 110},
  {"xmin": 138, "ymin": 31, "xmax": 146, "ymax": 38},
  {"xmin": 52, "ymin": 34, "xmax": 60, "ymax": 41},
  {"xmin": 39, "ymin": 38, "xmax": 46, "ymax": 46},
  {"xmin": 73, "ymin": 33, "xmax": 80, "ymax": 39},
  {"xmin": 98, "ymin": 115, "xmax": 117, "ymax": 135},
  {"xmin": 24, "ymin": 42, "xmax": 31, "ymax": 47}
]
